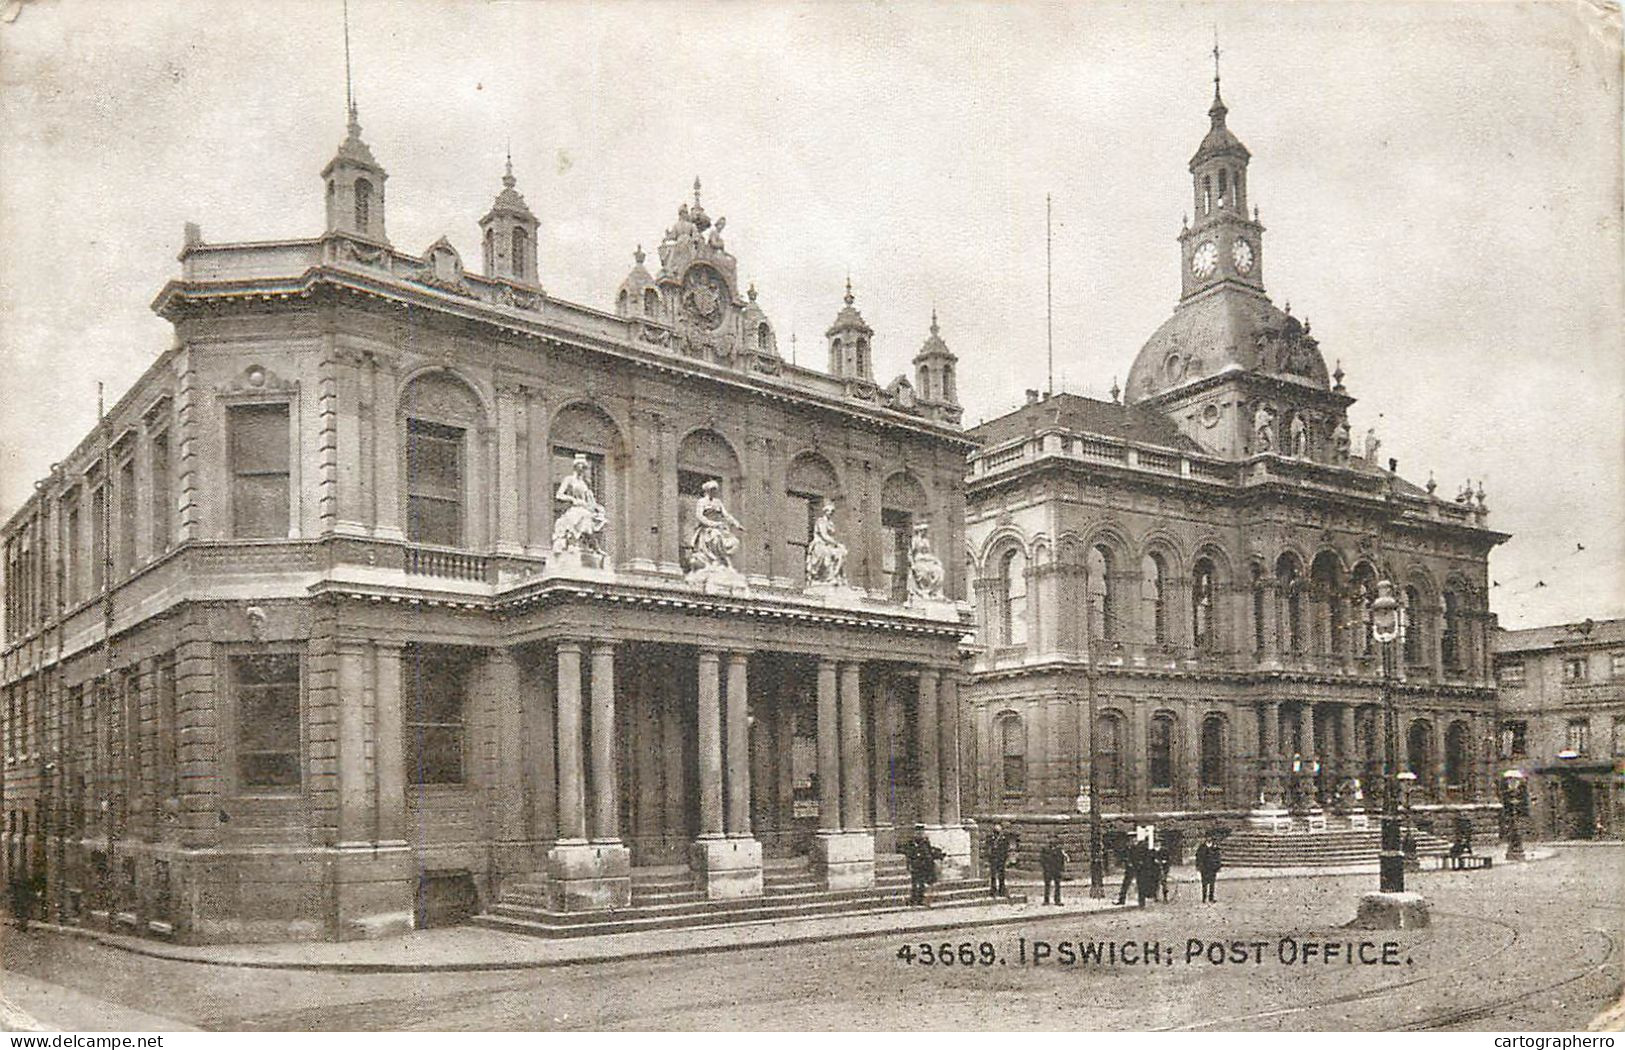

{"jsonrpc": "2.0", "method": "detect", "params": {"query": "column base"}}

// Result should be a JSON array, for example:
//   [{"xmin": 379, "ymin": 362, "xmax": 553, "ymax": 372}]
[
  {"xmin": 689, "ymin": 837, "xmax": 764, "ymax": 900},
  {"xmin": 811, "ymin": 830, "xmax": 876, "ymax": 890},
  {"xmin": 545, "ymin": 841, "xmax": 632, "ymax": 912},
  {"xmin": 1351, "ymin": 890, "xmax": 1432, "ymax": 929},
  {"xmin": 922, "ymin": 825, "xmax": 972, "ymax": 881}
]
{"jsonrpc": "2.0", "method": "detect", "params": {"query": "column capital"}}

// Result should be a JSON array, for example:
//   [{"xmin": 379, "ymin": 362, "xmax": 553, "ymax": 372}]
[
  {"xmin": 556, "ymin": 638, "xmax": 586, "ymax": 655},
  {"xmin": 589, "ymin": 640, "xmax": 618, "ymax": 656},
  {"xmin": 334, "ymin": 637, "xmax": 372, "ymax": 655}
]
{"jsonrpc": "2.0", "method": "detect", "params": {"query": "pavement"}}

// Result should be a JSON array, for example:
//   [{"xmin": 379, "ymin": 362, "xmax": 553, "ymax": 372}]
[{"xmin": 5, "ymin": 842, "xmax": 1563, "ymax": 976}]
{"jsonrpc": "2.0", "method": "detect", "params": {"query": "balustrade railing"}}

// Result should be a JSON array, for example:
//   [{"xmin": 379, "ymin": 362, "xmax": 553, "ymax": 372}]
[{"xmin": 404, "ymin": 545, "xmax": 489, "ymax": 581}]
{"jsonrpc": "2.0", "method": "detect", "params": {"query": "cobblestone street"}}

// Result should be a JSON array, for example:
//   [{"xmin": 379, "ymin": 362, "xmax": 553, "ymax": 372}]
[{"xmin": 3, "ymin": 846, "xmax": 1619, "ymax": 1031}]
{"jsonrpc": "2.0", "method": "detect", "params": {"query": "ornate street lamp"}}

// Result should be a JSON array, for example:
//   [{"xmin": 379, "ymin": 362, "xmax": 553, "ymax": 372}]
[
  {"xmin": 1370, "ymin": 579, "xmax": 1406, "ymax": 893},
  {"xmin": 1501, "ymin": 768, "xmax": 1527, "ymax": 861}
]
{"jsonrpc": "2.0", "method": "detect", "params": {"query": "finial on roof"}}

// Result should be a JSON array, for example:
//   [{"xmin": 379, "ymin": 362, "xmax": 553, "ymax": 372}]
[
  {"xmin": 930, "ymin": 306, "xmax": 939, "ymax": 335},
  {"xmin": 1284, "ymin": 300, "xmax": 1292, "ymax": 315},
  {"xmin": 502, "ymin": 148, "xmax": 515, "ymax": 189},
  {"xmin": 633, "ymin": 244, "xmax": 645, "ymax": 266},
  {"xmin": 747, "ymin": 282, "xmax": 758, "ymax": 302},
  {"xmin": 693, "ymin": 176, "xmax": 702, "ymax": 207},
  {"xmin": 343, "ymin": 0, "xmax": 356, "ymax": 127},
  {"xmin": 1110, "ymin": 376, "xmax": 1121, "ymax": 403},
  {"xmin": 1212, "ymin": 26, "xmax": 1222, "ymax": 101},
  {"xmin": 844, "ymin": 274, "xmax": 854, "ymax": 306},
  {"xmin": 1333, "ymin": 358, "xmax": 1346, "ymax": 392},
  {"xmin": 1426, "ymin": 471, "xmax": 1437, "ymax": 496}
]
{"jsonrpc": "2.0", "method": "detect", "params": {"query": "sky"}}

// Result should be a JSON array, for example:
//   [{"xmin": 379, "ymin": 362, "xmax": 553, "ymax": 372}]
[{"xmin": 0, "ymin": 0, "xmax": 1619, "ymax": 630}]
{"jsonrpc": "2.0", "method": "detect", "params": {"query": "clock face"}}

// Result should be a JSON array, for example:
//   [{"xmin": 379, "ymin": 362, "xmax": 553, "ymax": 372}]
[
  {"xmin": 1191, "ymin": 241, "xmax": 1218, "ymax": 279},
  {"xmin": 1232, "ymin": 238, "xmax": 1256, "ymax": 275}
]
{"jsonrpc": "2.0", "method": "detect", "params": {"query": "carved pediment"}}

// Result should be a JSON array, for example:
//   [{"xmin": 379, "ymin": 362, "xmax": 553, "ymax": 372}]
[
  {"xmin": 411, "ymin": 236, "xmax": 474, "ymax": 297},
  {"xmin": 216, "ymin": 363, "xmax": 296, "ymax": 396}
]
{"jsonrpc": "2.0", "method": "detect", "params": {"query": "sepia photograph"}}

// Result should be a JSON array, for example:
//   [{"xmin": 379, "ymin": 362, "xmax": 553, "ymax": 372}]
[{"xmin": 0, "ymin": 0, "xmax": 1621, "ymax": 1035}]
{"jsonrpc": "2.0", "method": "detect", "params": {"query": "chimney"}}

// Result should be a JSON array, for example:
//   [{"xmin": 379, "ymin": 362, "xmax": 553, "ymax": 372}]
[
  {"xmin": 1025, "ymin": 389, "xmax": 1040, "ymax": 405},
  {"xmin": 1388, "ymin": 457, "xmax": 1398, "ymax": 473}
]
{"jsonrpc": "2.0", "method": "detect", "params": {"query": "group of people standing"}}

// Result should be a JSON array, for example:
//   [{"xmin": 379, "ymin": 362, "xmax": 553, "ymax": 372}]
[{"xmin": 978, "ymin": 824, "xmax": 1225, "ymax": 908}]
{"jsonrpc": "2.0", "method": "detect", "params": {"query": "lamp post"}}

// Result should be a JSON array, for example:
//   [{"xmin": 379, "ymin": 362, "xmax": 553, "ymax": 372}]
[
  {"xmin": 1501, "ymin": 768, "xmax": 1526, "ymax": 861},
  {"xmin": 1371, "ymin": 579, "xmax": 1406, "ymax": 893}
]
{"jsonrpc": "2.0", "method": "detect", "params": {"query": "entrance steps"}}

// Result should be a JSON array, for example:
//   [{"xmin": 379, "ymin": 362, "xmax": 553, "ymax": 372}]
[
  {"xmin": 1222, "ymin": 826, "xmax": 1452, "ymax": 867},
  {"xmin": 473, "ymin": 854, "xmax": 1006, "ymax": 939}
]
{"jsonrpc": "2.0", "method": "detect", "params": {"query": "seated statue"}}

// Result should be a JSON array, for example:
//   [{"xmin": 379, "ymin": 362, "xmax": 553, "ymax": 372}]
[
  {"xmin": 804, "ymin": 501, "xmax": 847, "ymax": 586},
  {"xmin": 551, "ymin": 454, "xmax": 606, "ymax": 554},
  {"xmin": 687, "ymin": 479, "xmax": 743, "ymax": 573},
  {"xmin": 907, "ymin": 523, "xmax": 946, "ymax": 601}
]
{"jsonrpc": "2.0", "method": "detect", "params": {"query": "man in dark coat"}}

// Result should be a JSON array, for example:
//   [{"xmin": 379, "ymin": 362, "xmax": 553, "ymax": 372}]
[
  {"xmin": 985, "ymin": 824, "xmax": 1017, "ymax": 897},
  {"xmin": 902, "ymin": 830, "xmax": 945, "ymax": 906},
  {"xmin": 1195, "ymin": 835, "xmax": 1222, "ymax": 903},
  {"xmin": 10, "ymin": 871, "xmax": 36, "ymax": 931},
  {"xmin": 1153, "ymin": 845, "xmax": 1172, "ymax": 902},
  {"xmin": 1115, "ymin": 838, "xmax": 1149, "ymax": 905},
  {"xmin": 1038, "ymin": 834, "xmax": 1069, "ymax": 906}
]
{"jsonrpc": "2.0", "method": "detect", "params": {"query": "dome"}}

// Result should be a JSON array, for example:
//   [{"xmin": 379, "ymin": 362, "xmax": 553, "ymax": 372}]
[{"xmin": 1125, "ymin": 290, "xmax": 1330, "ymax": 404}]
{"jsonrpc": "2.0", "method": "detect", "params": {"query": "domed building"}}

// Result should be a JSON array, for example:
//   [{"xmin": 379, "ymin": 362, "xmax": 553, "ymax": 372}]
[{"xmin": 962, "ymin": 73, "xmax": 1509, "ymax": 871}]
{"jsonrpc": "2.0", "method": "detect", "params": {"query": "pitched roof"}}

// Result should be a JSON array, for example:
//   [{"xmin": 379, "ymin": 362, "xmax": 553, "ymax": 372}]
[
  {"xmin": 970, "ymin": 392, "xmax": 1200, "ymax": 452},
  {"xmin": 1494, "ymin": 617, "xmax": 1625, "ymax": 654}
]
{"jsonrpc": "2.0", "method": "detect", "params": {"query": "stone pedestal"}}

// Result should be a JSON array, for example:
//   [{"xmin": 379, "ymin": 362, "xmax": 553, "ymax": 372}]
[
  {"xmin": 545, "ymin": 841, "xmax": 632, "ymax": 912},
  {"xmin": 1248, "ymin": 804, "xmax": 1292, "ymax": 832},
  {"xmin": 812, "ymin": 830, "xmax": 876, "ymax": 890},
  {"xmin": 805, "ymin": 581, "xmax": 867, "ymax": 608},
  {"xmin": 1351, "ymin": 890, "xmax": 1432, "ymax": 929},
  {"xmin": 923, "ymin": 825, "xmax": 972, "ymax": 881},
  {"xmin": 544, "ymin": 548, "xmax": 614, "ymax": 581},
  {"xmin": 690, "ymin": 837, "xmax": 764, "ymax": 900},
  {"xmin": 687, "ymin": 564, "xmax": 750, "ymax": 595}
]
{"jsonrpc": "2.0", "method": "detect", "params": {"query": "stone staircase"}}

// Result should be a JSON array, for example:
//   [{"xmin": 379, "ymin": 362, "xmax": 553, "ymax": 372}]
[
  {"xmin": 1221, "ymin": 826, "xmax": 1453, "ymax": 867},
  {"xmin": 474, "ymin": 854, "xmax": 1002, "ymax": 939}
]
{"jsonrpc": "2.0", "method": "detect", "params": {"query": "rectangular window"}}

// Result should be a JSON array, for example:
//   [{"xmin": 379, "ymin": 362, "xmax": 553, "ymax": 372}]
[
  {"xmin": 1564, "ymin": 718, "xmax": 1590, "ymax": 755},
  {"xmin": 1499, "ymin": 720, "xmax": 1527, "ymax": 759},
  {"xmin": 1497, "ymin": 661, "xmax": 1525, "ymax": 686},
  {"xmin": 232, "ymin": 653, "xmax": 301, "ymax": 791},
  {"xmin": 881, "ymin": 508, "xmax": 912, "ymax": 602},
  {"xmin": 1612, "ymin": 716, "xmax": 1625, "ymax": 757},
  {"xmin": 64, "ymin": 499, "xmax": 80, "ymax": 606},
  {"xmin": 1611, "ymin": 653, "xmax": 1625, "ymax": 680},
  {"xmin": 228, "ymin": 404, "xmax": 291, "ymax": 538},
  {"xmin": 405, "ymin": 419, "xmax": 464, "ymax": 547},
  {"xmin": 150, "ymin": 430, "xmax": 171, "ymax": 554},
  {"xmin": 785, "ymin": 489, "xmax": 820, "ymax": 576},
  {"xmin": 1562, "ymin": 657, "xmax": 1588, "ymax": 683},
  {"xmin": 406, "ymin": 647, "xmax": 467, "ymax": 785},
  {"xmin": 117, "ymin": 455, "xmax": 137, "ymax": 573}
]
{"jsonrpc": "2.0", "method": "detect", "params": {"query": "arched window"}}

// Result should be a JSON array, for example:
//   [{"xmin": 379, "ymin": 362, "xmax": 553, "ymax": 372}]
[
  {"xmin": 1096, "ymin": 712, "xmax": 1123, "ymax": 792},
  {"xmin": 354, "ymin": 177, "xmax": 372, "ymax": 231},
  {"xmin": 1403, "ymin": 585, "xmax": 1424, "ymax": 664},
  {"xmin": 1310, "ymin": 552, "xmax": 1346, "ymax": 656},
  {"xmin": 1086, "ymin": 544, "xmax": 1115, "ymax": 641},
  {"xmin": 1142, "ymin": 553, "xmax": 1168, "ymax": 645},
  {"xmin": 1442, "ymin": 591, "xmax": 1462, "ymax": 670},
  {"xmin": 1407, "ymin": 719, "xmax": 1432, "ymax": 779},
  {"xmin": 1445, "ymin": 721, "xmax": 1469, "ymax": 788},
  {"xmin": 856, "ymin": 337, "xmax": 870, "ymax": 376},
  {"xmin": 643, "ymin": 288, "xmax": 660, "ymax": 316},
  {"xmin": 996, "ymin": 713, "xmax": 1025, "ymax": 798},
  {"xmin": 757, "ymin": 322, "xmax": 771, "ymax": 351},
  {"xmin": 1202, "ymin": 175, "xmax": 1213, "ymax": 214},
  {"xmin": 1217, "ymin": 169, "xmax": 1228, "ymax": 208},
  {"xmin": 1192, "ymin": 557, "xmax": 1217, "ymax": 653},
  {"xmin": 484, "ymin": 228, "xmax": 495, "ymax": 274},
  {"xmin": 1351, "ymin": 563, "xmax": 1378, "ymax": 657},
  {"xmin": 1148, "ymin": 713, "xmax": 1175, "ymax": 790},
  {"xmin": 1001, "ymin": 549, "xmax": 1028, "ymax": 647},
  {"xmin": 1200, "ymin": 714, "xmax": 1226, "ymax": 788},
  {"xmin": 511, "ymin": 227, "xmax": 529, "ymax": 279}
]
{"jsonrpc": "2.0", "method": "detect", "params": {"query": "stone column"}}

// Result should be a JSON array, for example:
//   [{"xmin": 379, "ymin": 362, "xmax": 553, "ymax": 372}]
[
  {"xmin": 374, "ymin": 642, "xmax": 407, "ymax": 846},
  {"xmin": 939, "ymin": 672, "xmax": 962, "ymax": 826},
  {"xmin": 489, "ymin": 648, "xmax": 526, "ymax": 857},
  {"xmin": 774, "ymin": 683, "xmax": 796, "ymax": 836},
  {"xmin": 660, "ymin": 664, "xmax": 686, "ymax": 851},
  {"xmin": 335, "ymin": 639, "xmax": 371, "ymax": 848},
  {"xmin": 589, "ymin": 643, "xmax": 619, "ymax": 844},
  {"xmin": 555, "ymin": 642, "xmax": 587, "ymax": 843},
  {"xmin": 725, "ymin": 652, "xmax": 751, "ymax": 838},
  {"xmin": 1259, "ymin": 699, "xmax": 1281, "ymax": 806},
  {"xmin": 839, "ymin": 662, "xmax": 868, "ymax": 830},
  {"xmin": 1339, "ymin": 704, "xmax": 1358, "ymax": 783},
  {"xmin": 1130, "ymin": 697, "xmax": 1149, "ymax": 815},
  {"xmin": 816, "ymin": 660, "xmax": 840, "ymax": 832},
  {"xmin": 522, "ymin": 649, "xmax": 557, "ymax": 846},
  {"xmin": 750, "ymin": 697, "xmax": 774, "ymax": 840},
  {"xmin": 916, "ymin": 667, "xmax": 941, "ymax": 827},
  {"xmin": 870, "ymin": 678, "xmax": 894, "ymax": 845},
  {"xmin": 1180, "ymin": 699, "xmax": 1201, "ymax": 809},
  {"xmin": 1299, "ymin": 703, "xmax": 1314, "ymax": 761},
  {"xmin": 1260, "ymin": 580, "xmax": 1280, "ymax": 667},
  {"xmin": 696, "ymin": 649, "xmax": 724, "ymax": 839}
]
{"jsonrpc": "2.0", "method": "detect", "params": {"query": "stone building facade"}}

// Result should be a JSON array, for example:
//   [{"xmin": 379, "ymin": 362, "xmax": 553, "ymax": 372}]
[
  {"xmin": 1492, "ymin": 618, "xmax": 1625, "ymax": 840},
  {"xmin": 962, "ymin": 79, "xmax": 1509, "ymax": 856},
  {"xmin": 0, "ymin": 109, "xmax": 974, "ymax": 942}
]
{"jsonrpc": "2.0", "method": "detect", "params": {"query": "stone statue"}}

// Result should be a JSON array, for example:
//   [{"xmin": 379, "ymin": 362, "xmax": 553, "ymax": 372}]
[
  {"xmin": 551, "ymin": 454, "xmax": 606, "ymax": 554},
  {"xmin": 1289, "ymin": 414, "xmax": 1309, "ymax": 457},
  {"xmin": 1333, "ymin": 420, "xmax": 1351, "ymax": 462},
  {"xmin": 1364, "ymin": 427, "xmax": 1381, "ymax": 463},
  {"xmin": 804, "ymin": 501, "xmax": 847, "ymax": 586},
  {"xmin": 707, "ymin": 216, "xmax": 727, "ymax": 251},
  {"xmin": 907, "ymin": 523, "xmax": 946, "ymax": 602},
  {"xmin": 1252, "ymin": 403, "xmax": 1276, "ymax": 452},
  {"xmin": 687, "ymin": 479, "xmax": 743, "ymax": 573}
]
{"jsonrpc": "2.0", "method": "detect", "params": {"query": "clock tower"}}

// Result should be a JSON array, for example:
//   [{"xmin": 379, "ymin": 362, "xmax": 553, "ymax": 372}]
[{"xmin": 1178, "ymin": 60, "xmax": 1265, "ymax": 301}]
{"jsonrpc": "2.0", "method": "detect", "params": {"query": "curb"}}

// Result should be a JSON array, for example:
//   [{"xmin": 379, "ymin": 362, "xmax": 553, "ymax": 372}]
[{"xmin": 25, "ymin": 898, "xmax": 1133, "ymax": 975}]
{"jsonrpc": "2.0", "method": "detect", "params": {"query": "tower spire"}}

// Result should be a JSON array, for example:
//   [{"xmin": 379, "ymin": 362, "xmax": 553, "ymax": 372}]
[
  {"xmin": 343, "ymin": 0, "xmax": 356, "ymax": 127},
  {"xmin": 1212, "ymin": 26, "xmax": 1222, "ymax": 102}
]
